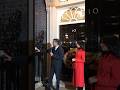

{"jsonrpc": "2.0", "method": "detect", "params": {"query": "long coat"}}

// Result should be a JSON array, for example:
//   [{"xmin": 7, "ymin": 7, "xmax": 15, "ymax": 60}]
[
  {"xmin": 73, "ymin": 49, "xmax": 85, "ymax": 87},
  {"xmin": 95, "ymin": 54, "xmax": 120, "ymax": 90}
]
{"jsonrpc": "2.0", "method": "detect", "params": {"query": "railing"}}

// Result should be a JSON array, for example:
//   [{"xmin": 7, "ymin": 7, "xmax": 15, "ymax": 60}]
[
  {"xmin": 0, "ymin": 60, "xmax": 18, "ymax": 90},
  {"xmin": 0, "ymin": 57, "xmax": 34, "ymax": 90}
]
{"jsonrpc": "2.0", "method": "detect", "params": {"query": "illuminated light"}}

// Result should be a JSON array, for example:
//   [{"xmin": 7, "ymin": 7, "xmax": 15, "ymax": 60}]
[
  {"xmin": 66, "ymin": 36, "xmax": 68, "ymax": 38},
  {"xmin": 65, "ymin": 34, "xmax": 68, "ymax": 37},
  {"xmin": 69, "ymin": 42, "xmax": 72, "ymax": 44}
]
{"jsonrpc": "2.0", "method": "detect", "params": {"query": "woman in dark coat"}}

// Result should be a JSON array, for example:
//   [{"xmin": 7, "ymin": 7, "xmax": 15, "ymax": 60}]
[{"xmin": 95, "ymin": 36, "xmax": 120, "ymax": 90}]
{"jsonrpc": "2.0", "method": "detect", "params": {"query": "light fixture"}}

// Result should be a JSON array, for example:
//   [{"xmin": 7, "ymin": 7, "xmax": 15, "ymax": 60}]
[{"xmin": 59, "ymin": 0, "xmax": 68, "ymax": 2}]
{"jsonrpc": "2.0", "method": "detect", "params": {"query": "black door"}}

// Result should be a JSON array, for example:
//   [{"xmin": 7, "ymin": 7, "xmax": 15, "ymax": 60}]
[{"xmin": 60, "ymin": 23, "xmax": 86, "ymax": 81}]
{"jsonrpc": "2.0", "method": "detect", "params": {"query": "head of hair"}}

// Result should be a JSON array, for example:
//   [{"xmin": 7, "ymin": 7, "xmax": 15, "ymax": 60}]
[
  {"xmin": 53, "ymin": 39, "xmax": 61, "ymax": 45},
  {"xmin": 76, "ymin": 40, "xmax": 85, "ymax": 50},
  {"xmin": 101, "ymin": 35, "xmax": 120, "ymax": 57}
]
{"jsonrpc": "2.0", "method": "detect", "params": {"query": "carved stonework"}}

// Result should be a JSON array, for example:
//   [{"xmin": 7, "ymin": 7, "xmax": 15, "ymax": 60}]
[{"xmin": 61, "ymin": 7, "xmax": 85, "ymax": 23}]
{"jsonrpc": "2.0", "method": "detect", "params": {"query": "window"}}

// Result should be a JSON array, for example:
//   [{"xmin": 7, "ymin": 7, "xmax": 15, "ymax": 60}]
[{"xmin": 61, "ymin": 7, "xmax": 85, "ymax": 23}]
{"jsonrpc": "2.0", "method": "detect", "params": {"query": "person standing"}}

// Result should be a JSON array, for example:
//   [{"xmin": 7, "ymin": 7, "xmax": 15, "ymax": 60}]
[
  {"xmin": 93, "ymin": 36, "xmax": 120, "ymax": 90},
  {"xmin": 72, "ymin": 41, "xmax": 85, "ymax": 90},
  {"xmin": 47, "ymin": 39, "xmax": 64, "ymax": 90}
]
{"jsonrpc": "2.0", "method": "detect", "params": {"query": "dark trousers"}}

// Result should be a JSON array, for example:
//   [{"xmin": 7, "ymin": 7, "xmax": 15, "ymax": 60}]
[
  {"xmin": 77, "ymin": 87, "xmax": 83, "ymax": 90},
  {"xmin": 35, "ymin": 54, "xmax": 44, "ymax": 82},
  {"xmin": 0, "ymin": 62, "xmax": 19, "ymax": 90},
  {"xmin": 6, "ymin": 64, "xmax": 17, "ymax": 90},
  {"xmin": 48, "ymin": 61, "xmax": 62, "ymax": 90}
]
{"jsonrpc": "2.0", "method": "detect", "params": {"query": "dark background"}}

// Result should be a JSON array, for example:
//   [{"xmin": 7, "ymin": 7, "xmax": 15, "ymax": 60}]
[
  {"xmin": 86, "ymin": 0, "xmax": 120, "ymax": 52},
  {"xmin": 0, "ymin": 0, "xmax": 34, "ymax": 90}
]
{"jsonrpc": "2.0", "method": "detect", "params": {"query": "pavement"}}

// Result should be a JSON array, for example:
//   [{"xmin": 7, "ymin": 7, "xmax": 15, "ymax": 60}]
[
  {"xmin": 36, "ymin": 87, "xmax": 75, "ymax": 90},
  {"xmin": 35, "ymin": 81, "xmax": 75, "ymax": 90},
  {"xmin": 35, "ymin": 81, "xmax": 85, "ymax": 90}
]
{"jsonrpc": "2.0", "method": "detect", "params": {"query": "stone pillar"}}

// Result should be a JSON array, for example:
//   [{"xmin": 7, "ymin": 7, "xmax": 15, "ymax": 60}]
[{"xmin": 47, "ymin": 6, "xmax": 58, "ymax": 44}]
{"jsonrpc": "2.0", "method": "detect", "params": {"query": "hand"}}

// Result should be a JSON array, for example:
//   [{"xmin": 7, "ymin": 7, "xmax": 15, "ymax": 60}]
[
  {"xmin": 37, "ymin": 49, "xmax": 40, "ymax": 52},
  {"xmin": 4, "ymin": 54, "xmax": 12, "ymax": 61},
  {"xmin": 50, "ymin": 52, "xmax": 53, "ymax": 56},
  {"xmin": 5, "ymin": 56, "xmax": 12, "ymax": 61},
  {"xmin": 35, "ymin": 47, "xmax": 40, "ymax": 52},
  {"xmin": 89, "ymin": 76, "xmax": 97, "ymax": 84},
  {"xmin": 72, "ymin": 58, "xmax": 76, "ymax": 62},
  {"xmin": 0, "ymin": 51, "xmax": 12, "ymax": 61}
]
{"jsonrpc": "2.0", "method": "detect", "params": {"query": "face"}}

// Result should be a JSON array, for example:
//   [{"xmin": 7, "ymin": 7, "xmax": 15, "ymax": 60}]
[
  {"xmin": 53, "ymin": 41, "xmax": 58, "ymax": 47},
  {"xmin": 100, "ymin": 42, "xmax": 108, "ymax": 51},
  {"xmin": 76, "ymin": 42, "xmax": 81, "ymax": 48}
]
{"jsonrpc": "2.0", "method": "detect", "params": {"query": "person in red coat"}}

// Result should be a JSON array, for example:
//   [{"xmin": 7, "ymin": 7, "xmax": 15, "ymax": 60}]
[
  {"xmin": 92, "ymin": 36, "xmax": 120, "ymax": 90},
  {"xmin": 72, "ymin": 41, "xmax": 85, "ymax": 90}
]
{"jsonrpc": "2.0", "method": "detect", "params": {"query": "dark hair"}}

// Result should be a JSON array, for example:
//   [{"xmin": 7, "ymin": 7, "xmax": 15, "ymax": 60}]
[
  {"xmin": 77, "ymin": 41, "xmax": 85, "ymax": 50},
  {"xmin": 53, "ymin": 39, "xmax": 61, "ymax": 45},
  {"xmin": 101, "ymin": 36, "xmax": 120, "ymax": 57}
]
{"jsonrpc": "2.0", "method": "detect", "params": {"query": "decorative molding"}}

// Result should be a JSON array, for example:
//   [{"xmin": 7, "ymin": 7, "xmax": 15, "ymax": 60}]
[{"xmin": 61, "ymin": 7, "xmax": 85, "ymax": 23}]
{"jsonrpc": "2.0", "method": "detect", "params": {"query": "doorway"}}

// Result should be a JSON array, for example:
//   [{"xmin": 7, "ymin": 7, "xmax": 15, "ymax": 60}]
[
  {"xmin": 60, "ymin": 23, "xmax": 86, "ymax": 46},
  {"xmin": 60, "ymin": 23, "xmax": 85, "ymax": 82}
]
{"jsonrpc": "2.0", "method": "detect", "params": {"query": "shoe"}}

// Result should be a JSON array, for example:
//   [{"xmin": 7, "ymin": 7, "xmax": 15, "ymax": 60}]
[{"xmin": 35, "ymin": 82, "xmax": 43, "ymax": 88}]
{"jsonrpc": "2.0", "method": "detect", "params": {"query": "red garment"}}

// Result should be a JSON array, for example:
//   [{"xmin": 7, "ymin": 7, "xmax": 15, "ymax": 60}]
[
  {"xmin": 73, "ymin": 49, "xmax": 85, "ymax": 87},
  {"xmin": 95, "ymin": 54, "xmax": 120, "ymax": 90}
]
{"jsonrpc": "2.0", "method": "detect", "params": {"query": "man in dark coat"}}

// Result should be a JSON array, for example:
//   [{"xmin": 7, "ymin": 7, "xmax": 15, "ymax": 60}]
[{"xmin": 47, "ymin": 39, "xmax": 64, "ymax": 90}]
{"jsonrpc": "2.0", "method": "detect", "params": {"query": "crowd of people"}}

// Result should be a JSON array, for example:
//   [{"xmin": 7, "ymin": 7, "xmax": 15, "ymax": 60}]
[
  {"xmin": 1, "ymin": 35, "xmax": 120, "ymax": 90},
  {"xmin": 35, "ymin": 35, "xmax": 120, "ymax": 90}
]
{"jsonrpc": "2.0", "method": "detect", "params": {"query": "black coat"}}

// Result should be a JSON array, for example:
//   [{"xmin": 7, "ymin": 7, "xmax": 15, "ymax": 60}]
[{"xmin": 51, "ymin": 46, "xmax": 64, "ymax": 63}]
